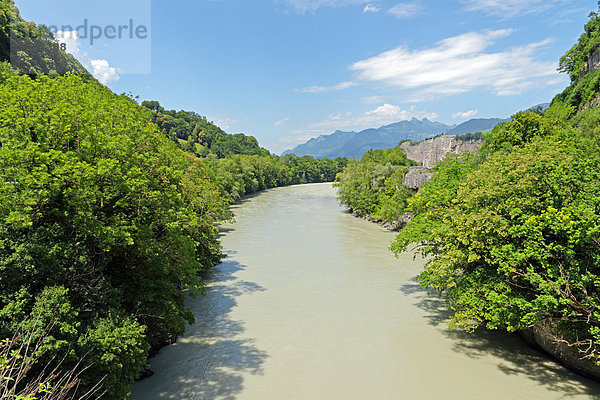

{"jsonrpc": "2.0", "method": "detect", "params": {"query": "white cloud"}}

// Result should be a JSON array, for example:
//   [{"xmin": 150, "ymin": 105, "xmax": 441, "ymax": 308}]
[
  {"xmin": 350, "ymin": 29, "xmax": 558, "ymax": 99},
  {"xmin": 363, "ymin": 4, "xmax": 379, "ymax": 13},
  {"xmin": 275, "ymin": 117, "xmax": 290, "ymax": 127},
  {"xmin": 295, "ymin": 104, "xmax": 438, "ymax": 136},
  {"xmin": 366, "ymin": 103, "xmax": 402, "ymax": 116},
  {"xmin": 387, "ymin": 2, "xmax": 422, "ymax": 18},
  {"xmin": 278, "ymin": 0, "xmax": 368, "ymax": 14},
  {"xmin": 362, "ymin": 95, "xmax": 384, "ymax": 104},
  {"xmin": 461, "ymin": 0, "xmax": 564, "ymax": 17},
  {"xmin": 452, "ymin": 109, "xmax": 479, "ymax": 119},
  {"xmin": 90, "ymin": 59, "xmax": 120, "ymax": 84},
  {"xmin": 54, "ymin": 30, "xmax": 122, "ymax": 86},
  {"xmin": 296, "ymin": 81, "xmax": 356, "ymax": 93}
]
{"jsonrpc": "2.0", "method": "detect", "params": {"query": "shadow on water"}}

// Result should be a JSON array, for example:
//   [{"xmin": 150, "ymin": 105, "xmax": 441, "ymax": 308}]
[
  {"xmin": 401, "ymin": 280, "xmax": 600, "ymax": 398},
  {"xmin": 141, "ymin": 259, "xmax": 268, "ymax": 400}
]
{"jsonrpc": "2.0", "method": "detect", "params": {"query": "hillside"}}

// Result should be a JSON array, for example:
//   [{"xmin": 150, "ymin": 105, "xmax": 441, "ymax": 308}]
[
  {"xmin": 0, "ymin": 0, "xmax": 89, "ymax": 76},
  {"xmin": 141, "ymin": 100, "xmax": 271, "ymax": 158}
]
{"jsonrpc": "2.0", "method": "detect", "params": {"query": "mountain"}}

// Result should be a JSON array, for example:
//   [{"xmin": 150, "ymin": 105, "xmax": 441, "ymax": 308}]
[
  {"xmin": 337, "ymin": 118, "xmax": 448, "ymax": 159},
  {"xmin": 282, "ymin": 130, "xmax": 356, "ymax": 158},
  {"xmin": 283, "ymin": 118, "xmax": 450, "ymax": 159},
  {"xmin": 446, "ymin": 118, "xmax": 509, "ymax": 135},
  {"xmin": 528, "ymin": 103, "xmax": 551, "ymax": 112},
  {"xmin": 284, "ymin": 116, "xmax": 518, "ymax": 159}
]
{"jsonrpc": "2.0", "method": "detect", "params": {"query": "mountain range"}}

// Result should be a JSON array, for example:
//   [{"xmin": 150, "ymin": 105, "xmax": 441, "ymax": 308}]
[{"xmin": 283, "ymin": 116, "xmax": 511, "ymax": 159}]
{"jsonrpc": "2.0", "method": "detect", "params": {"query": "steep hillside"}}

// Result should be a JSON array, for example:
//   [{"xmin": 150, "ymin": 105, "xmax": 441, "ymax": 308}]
[
  {"xmin": 141, "ymin": 100, "xmax": 271, "ymax": 158},
  {"xmin": 0, "ymin": 0, "xmax": 89, "ymax": 76}
]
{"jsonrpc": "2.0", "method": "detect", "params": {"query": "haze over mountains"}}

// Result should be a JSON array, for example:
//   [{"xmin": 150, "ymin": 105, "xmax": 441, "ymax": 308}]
[{"xmin": 283, "ymin": 117, "xmax": 510, "ymax": 159}]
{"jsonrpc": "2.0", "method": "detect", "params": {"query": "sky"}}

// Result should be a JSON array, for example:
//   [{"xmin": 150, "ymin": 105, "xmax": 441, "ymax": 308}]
[{"xmin": 14, "ymin": 0, "xmax": 600, "ymax": 154}]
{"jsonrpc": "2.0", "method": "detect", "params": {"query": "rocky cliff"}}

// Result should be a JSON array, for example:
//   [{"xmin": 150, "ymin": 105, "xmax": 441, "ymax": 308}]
[
  {"xmin": 400, "ymin": 135, "xmax": 483, "ymax": 168},
  {"xmin": 577, "ymin": 50, "xmax": 600, "ymax": 81}
]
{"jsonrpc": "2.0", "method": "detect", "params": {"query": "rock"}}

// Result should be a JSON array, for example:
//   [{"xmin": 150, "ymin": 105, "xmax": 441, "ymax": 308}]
[
  {"xmin": 521, "ymin": 319, "xmax": 600, "ymax": 380},
  {"xmin": 135, "ymin": 368, "xmax": 155, "ymax": 381},
  {"xmin": 404, "ymin": 167, "xmax": 434, "ymax": 189},
  {"xmin": 400, "ymin": 135, "xmax": 483, "ymax": 168}
]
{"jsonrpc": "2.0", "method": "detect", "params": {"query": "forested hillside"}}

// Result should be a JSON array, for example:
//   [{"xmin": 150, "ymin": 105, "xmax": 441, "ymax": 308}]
[
  {"xmin": 141, "ymin": 100, "xmax": 271, "ymax": 159},
  {"xmin": 0, "ymin": 0, "xmax": 88, "ymax": 76}
]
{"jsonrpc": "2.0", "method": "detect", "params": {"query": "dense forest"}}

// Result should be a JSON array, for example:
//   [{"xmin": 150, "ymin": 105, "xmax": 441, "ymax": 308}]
[
  {"xmin": 140, "ymin": 100, "xmax": 271, "ymax": 159},
  {"xmin": 335, "ymin": 7, "xmax": 600, "ymax": 375}
]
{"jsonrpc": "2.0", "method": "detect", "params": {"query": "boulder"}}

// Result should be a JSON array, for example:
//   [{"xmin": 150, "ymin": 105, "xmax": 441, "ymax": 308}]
[{"xmin": 521, "ymin": 319, "xmax": 600, "ymax": 380}]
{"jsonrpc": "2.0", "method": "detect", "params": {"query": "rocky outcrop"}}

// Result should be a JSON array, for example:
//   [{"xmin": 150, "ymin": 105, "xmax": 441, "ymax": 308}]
[
  {"xmin": 404, "ymin": 166, "xmax": 433, "ymax": 189},
  {"xmin": 579, "ymin": 50, "xmax": 600, "ymax": 80},
  {"xmin": 351, "ymin": 211, "xmax": 413, "ymax": 231},
  {"xmin": 521, "ymin": 319, "xmax": 600, "ymax": 380},
  {"xmin": 400, "ymin": 135, "xmax": 483, "ymax": 168}
]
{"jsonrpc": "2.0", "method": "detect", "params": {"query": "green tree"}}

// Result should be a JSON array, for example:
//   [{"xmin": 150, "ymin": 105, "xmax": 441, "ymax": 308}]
[{"xmin": 0, "ymin": 74, "xmax": 229, "ymax": 398}]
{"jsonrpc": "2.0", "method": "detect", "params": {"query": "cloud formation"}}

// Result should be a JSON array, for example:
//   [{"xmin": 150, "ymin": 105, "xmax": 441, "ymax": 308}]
[
  {"xmin": 350, "ymin": 29, "xmax": 558, "ymax": 98},
  {"xmin": 275, "ymin": 117, "xmax": 290, "ymax": 127},
  {"xmin": 297, "ymin": 104, "xmax": 438, "ymax": 136},
  {"xmin": 452, "ymin": 109, "xmax": 478, "ymax": 119},
  {"xmin": 296, "ymin": 81, "xmax": 356, "ymax": 93},
  {"xmin": 461, "ymin": 0, "xmax": 563, "ymax": 17},
  {"xmin": 54, "ymin": 30, "xmax": 121, "ymax": 85},
  {"xmin": 90, "ymin": 59, "xmax": 121, "ymax": 84},
  {"xmin": 387, "ymin": 2, "xmax": 422, "ymax": 18},
  {"xmin": 278, "ymin": 0, "xmax": 367, "ymax": 14},
  {"xmin": 363, "ymin": 4, "xmax": 379, "ymax": 13}
]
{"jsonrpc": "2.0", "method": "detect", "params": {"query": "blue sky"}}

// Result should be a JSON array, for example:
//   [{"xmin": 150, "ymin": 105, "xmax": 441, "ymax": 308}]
[{"xmin": 15, "ymin": 0, "xmax": 599, "ymax": 154}]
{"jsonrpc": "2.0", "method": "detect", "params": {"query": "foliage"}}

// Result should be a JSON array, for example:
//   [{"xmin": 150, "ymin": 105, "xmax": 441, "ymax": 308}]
[
  {"xmin": 208, "ymin": 153, "xmax": 348, "ymax": 202},
  {"xmin": 554, "ymin": 69, "xmax": 600, "ymax": 111},
  {"xmin": 482, "ymin": 104, "xmax": 573, "ymax": 153},
  {"xmin": 141, "ymin": 101, "xmax": 270, "ymax": 159},
  {"xmin": 0, "ymin": 288, "xmax": 101, "ymax": 400},
  {"xmin": 0, "ymin": 0, "xmax": 88, "ymax": 77},
  {"xmin": 393, "ymin": 95, "xmax": 600, "ymax": 360},
  {"xmin": 334, "ymin": 146, "xmax": 416, "ymax": 221},
  {"xmin": 559, "ymin": 6, "xmax": 600, "ymax": 82},
  {"xmin": 454, "ymin": 131, "xmax": 484, "ymax": 142},
  {"xmin": 0, "ymin": 74, "xmax": 229, "ymax": 398},
  {"xmin": 556, "ymin": 6, "xmax": 600, "ymax": 111}
]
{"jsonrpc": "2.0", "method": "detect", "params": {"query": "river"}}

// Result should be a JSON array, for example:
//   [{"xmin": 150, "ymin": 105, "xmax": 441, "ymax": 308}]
[{"xmin": 131, "ymin": 183, "xmax": 600, "ymax": 399}]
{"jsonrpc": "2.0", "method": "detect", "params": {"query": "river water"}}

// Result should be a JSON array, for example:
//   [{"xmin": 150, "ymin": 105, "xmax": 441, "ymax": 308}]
[{"xmin": 131, "ymin": 183, "xmax": 600, "ymax": 400}]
